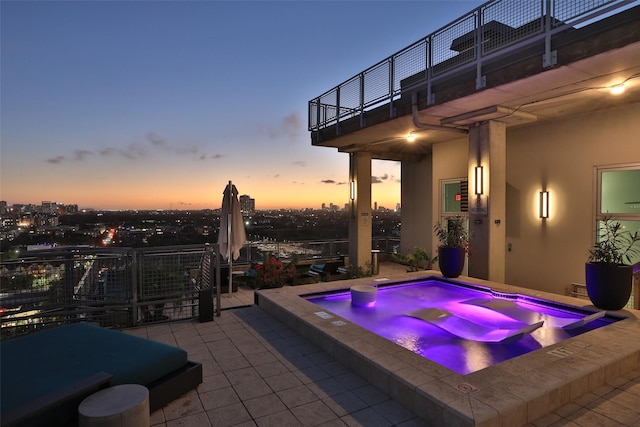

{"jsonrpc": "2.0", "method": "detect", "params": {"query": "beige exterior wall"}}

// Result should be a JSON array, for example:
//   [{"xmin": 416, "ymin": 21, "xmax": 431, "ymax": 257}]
[
  {"xmin": 400, "ymin": 155, "xmax": 433, "ymax": 256},
  {"xmin": 398, "ymin": 103, "xmax": 639, "ymax": 296},
  {"xmin": 431, "ymin": 137, "xmax": 469, "ymax": 257},
  {"xmin": 505, "ymin": 102, "xmax": 640, "ymax": 295}
]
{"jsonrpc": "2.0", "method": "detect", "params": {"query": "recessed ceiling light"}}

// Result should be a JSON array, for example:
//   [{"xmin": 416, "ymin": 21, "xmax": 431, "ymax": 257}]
[
  {"xmin": 407, "ymin": 132, "xmax": 416, "ymax": 143},
  {"xmin": 610, "ymin": 83, "xmax": 625, "ymax": 95}
]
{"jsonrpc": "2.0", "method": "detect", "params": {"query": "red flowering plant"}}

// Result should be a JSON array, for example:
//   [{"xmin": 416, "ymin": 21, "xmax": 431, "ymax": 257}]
[{"xmin": 254, "ymin": 255, "xmax": 297, "ymax": 289}]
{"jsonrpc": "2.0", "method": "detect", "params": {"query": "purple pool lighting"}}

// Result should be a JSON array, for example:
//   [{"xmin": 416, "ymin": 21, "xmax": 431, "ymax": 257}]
[{"xmin": 305, "ymin": 278, "xmax": 622, "ymax": 375}]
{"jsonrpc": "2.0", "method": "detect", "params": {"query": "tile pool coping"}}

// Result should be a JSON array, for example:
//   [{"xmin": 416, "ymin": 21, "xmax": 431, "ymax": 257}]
[{"xmin": 255, "ymin": 271, "xmax": 640, "ymax": 426}]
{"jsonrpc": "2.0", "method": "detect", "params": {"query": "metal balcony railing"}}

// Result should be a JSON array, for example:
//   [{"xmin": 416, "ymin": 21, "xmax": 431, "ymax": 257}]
[
  {"xmin": 0, "ymin": 245, "xmax": 211, "ymax": 341},
  {"xmin": 308, "ymin": 0, "xmax": 636, "ymax": 132},
  {"xmin": 0, "ymin": 238, "xmax": 400, "ymax": 340}
]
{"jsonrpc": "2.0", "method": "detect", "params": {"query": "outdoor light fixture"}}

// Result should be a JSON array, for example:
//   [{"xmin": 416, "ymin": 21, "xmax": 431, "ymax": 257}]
[
  {"xmin": 610, "ymin": 83, "xmax": 625, "ymax": 95},
  {"xmin": 350, "ymin": 181, "xmax": 355, "ymax": 201},
  {"xmin": 474, "ymin": 166, "xmax": 483, "ymax": 195},
  {"xmin": 540, "ymin": 190, "xmax": 549, "ymax": 218},
  {"xmin": 407, "ymin": 132, "xmax": 416, "ymax": 143}
]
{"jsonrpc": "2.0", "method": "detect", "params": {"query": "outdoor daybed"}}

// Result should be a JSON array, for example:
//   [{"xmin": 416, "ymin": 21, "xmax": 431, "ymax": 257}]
[{"xmin": 0, "ymin": 323, "xmax": 202, "ymax": 427}]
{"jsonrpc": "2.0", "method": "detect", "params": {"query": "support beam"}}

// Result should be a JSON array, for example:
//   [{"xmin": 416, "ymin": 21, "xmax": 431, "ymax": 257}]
[
  {"xmin": 401, "ymin": 156, "xmax": 433, "ymax": 256},
  {"xmin": 348, "ymin": 152, "xmax": 373, "ymax": 269},
  {"xmin": 468, "ymin": 121, "xmax": 506, "ymax": 282}
]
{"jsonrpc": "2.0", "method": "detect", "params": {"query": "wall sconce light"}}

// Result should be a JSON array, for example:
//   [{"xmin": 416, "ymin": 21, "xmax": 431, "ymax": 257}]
[
  {"xmin": 350, "ymin": 181, "xmax": 355, "ymax": 201},
  {"xmin": 474, "ymin": 166, "xmax": 483, "ymax": 195},
  {"xmin": 407, "ymin": 132, "xmax": 416, "ymax": 143},
  {"xmin": 539, "ymin": 190, "xmax": 549, "ymax": 218}
]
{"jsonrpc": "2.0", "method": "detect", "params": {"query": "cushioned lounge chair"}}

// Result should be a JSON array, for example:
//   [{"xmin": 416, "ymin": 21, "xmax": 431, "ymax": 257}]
[{"xmin": 0, "ymin": 323, "xmax": 202, "ymax": 427}]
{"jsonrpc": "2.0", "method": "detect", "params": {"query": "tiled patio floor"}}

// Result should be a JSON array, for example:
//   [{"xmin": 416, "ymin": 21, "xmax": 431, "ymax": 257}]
[{"xmin": 124, "ymin": 264, "xmax": 640, "ymax": 426}]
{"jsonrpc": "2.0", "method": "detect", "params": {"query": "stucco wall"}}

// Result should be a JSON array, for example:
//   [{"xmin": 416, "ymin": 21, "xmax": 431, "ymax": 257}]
[
  {"xmin": 505, "ymin": 102, "xmax": 640, "ymax": 295},
  {"xmin": 400, "ymin": 155, "xmax": 433, "ymax": 257},
  {"xmin": 431, "ymin": 137, "xmax": 469, "ymax": 256}
]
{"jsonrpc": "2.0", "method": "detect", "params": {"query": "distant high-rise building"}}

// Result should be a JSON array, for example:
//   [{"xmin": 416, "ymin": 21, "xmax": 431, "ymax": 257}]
[
  {"xmin": 239, "ymin": 195, "xmax": 255, "ymax": 215},
  {"xmin": 61, "ymin": 204, "xmax": 79, "ymax": 214},
  {"xmin": 0, "ymin": 200, "xmax": 7, "ymax": 215},
  {"xmin": 41, "ymin": 201, "xmax": 57, "ymax": 214},
  {"xmin": 374, "ymin": 202, "xmax": 378, "ymax": 211}
]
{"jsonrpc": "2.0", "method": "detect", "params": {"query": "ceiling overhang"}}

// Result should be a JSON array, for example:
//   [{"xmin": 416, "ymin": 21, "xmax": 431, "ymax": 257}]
[{"xmin": 311, "ymin": 7, "xmax": 640, "ymax": 162}]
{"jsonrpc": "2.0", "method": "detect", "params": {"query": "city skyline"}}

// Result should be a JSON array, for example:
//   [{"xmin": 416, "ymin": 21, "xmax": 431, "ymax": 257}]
[
  {"xmin": 1, "ymin": 1, "xmax": 484, "ymax": 210},
  {"xmin": 0, "ymin": 196, "xmax": 400, "ymax": 213}
]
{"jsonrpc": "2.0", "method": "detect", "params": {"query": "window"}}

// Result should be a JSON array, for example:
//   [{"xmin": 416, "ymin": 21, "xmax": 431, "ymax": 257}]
[
  {"xmin": 440, "ymin": 179, "xmax": 470, "ymax": 276},
  {"xmin": 600, "ymin": 169, "xmax": 640, "ymax": 215},
  {"xmin": 442, "ymin": 179, "xmax": 468, "ymax": 214},
  {"xmin": 596, "ymin": 164, "xmax": 640, "ymax": 266}
]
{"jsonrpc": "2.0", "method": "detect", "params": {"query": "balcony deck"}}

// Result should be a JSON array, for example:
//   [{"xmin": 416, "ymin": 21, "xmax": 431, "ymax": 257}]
[{"xmin": 124, "ymin": 262, "xmax": 640, "ymax": 427}]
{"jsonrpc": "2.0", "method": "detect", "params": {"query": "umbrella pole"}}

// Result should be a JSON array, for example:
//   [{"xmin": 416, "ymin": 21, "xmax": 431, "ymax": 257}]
[{"xmin": 228, "ymin": 180, "xmax": 233, "ymax": 296}]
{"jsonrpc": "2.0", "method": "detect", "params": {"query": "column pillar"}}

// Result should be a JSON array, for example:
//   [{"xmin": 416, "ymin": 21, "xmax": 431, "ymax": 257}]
[
  {"xmin": 348, "ymin": 152, "xmax": 372, "ymax": 269},
  {"xmin": 400, "ymin": 155, "xmax": 433, "ymax": 256},
  {"xmin": 468, "ymin": 121, "xmax": 506, "ymax": 282}
]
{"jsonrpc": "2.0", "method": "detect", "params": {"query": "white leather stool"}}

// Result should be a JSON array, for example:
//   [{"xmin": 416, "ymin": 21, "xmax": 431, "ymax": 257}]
[
  {"xmin": 78, "ymin": 384, "xmax": 150, "ymax": 427},
  {"xmin": 350, "ymin": 285, "xmax": 378, "ymax": 306}
]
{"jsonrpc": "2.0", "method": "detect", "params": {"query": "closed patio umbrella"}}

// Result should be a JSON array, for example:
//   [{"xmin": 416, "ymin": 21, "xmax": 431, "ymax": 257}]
[{"xmin": 217, "ymin": 181, "xmax": 247, "ymax": 295}]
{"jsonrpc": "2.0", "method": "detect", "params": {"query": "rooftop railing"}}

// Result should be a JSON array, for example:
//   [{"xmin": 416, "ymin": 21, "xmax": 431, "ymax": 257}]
[
  {"xmin": 0, "ymin": 245, "xmax": 209, "ymax": 340},
  {"xmin": 308, "ymin": 0, "xmax": 636, "ymax": 132},
  {"xmin": 0, "ymin": 238, "xmax": 399, "ymax": 340}
]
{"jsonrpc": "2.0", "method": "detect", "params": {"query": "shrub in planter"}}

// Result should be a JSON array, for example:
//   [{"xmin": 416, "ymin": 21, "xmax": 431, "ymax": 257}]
[
  {"xmin": 434, "ymin": 216, "xmax": 471, "ymax": 278},
  {"xmin": 586, "ymin": 216, "xmax": 640, "ymax": 310}
]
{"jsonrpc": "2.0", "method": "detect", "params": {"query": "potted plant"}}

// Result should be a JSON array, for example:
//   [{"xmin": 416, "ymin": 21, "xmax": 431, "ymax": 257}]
[
  {"xmin": 434, "ymin": 216, "xmax": 471, "ymax": 278},
  {"xmin": 393, "ymin": 246, "xmax": 436, "ymax": 272},
  {"xmin": 586, "ymin": 216, "xmax": 640, "ymax": 310},
  {"xmin": 254, "ymin": 255, "xmax": 297, "ymax": 289}
]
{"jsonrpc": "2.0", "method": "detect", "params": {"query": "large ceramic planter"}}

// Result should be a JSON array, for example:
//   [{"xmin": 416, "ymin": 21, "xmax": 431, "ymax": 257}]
[
  {"xmin": 438, "ymin": 246, "xmax": 466, "ymax": 278},
  {"xmin": 585, "ymin": 262, "xmax": 633, "ymax": 310}
]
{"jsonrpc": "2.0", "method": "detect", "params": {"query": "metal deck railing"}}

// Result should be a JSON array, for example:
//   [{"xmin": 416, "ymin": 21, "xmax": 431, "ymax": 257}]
[
  {"xmin": 308, "ymin": 0, "xmax": 637, "ymax": 132},
  {"xmin": 0, "ymin": 238, "xmax": 400, "ymax": 340},
  {"xmin": 0, "ymin": 245, "xmax": 211, "ymax": 340}
]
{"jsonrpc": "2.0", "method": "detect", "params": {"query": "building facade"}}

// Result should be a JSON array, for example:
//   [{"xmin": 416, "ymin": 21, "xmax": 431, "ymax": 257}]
[{"xmin": 309, "ymin": 0, "xmax": 640, "ymax": 297}]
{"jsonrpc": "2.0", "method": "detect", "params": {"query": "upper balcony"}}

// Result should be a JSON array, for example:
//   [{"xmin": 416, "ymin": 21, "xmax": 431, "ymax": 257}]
[{"xmin": 308, "ymin": 0, "xmax": 640, "ymax": 161}]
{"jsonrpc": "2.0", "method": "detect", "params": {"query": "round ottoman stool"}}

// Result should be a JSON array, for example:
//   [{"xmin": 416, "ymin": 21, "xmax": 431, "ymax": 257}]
[
  {"xmin": 350, "ymin": 285, "xmax": 377, "ymax": 306},
  {"xmin": 78, "ymin": 384, "xmax": 150, "ymax": 427}
]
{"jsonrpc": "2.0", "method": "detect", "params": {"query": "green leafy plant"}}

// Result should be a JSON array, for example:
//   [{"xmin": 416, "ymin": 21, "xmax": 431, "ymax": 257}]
[
  {"xmin": 393, "ymin": 246, "xmax": 436, "ymax": 271},
  {"xmin": 345, "ymin": 262, "xmax": 373, "ymax": 279},
  {"xmin": 587, "ymin": 216, "xmax": 640, "ymax": 265},
  {"xmin": 434, "ymin": 216, "xmax": 471, "ymax": 252}
]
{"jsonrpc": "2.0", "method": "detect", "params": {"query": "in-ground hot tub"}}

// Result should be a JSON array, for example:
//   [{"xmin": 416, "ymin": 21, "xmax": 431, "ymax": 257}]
[
  {"xmin": 255, "ymin": 273, "xmax": 640, "ymax": 426},
  {"xmin": 307, "ymin": 278, "xmax": 620, "ymax": 375}
]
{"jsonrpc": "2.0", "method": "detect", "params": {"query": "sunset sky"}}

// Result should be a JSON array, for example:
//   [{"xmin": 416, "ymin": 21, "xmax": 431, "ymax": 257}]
[{"xmin": 1, "ymin": 0, "xmax": 484, "ymax": 211}]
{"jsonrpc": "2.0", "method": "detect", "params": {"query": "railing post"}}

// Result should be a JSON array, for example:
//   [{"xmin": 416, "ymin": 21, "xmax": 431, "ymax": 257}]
[
  {"xmin": 359, "ymin": 73, "xmax": 365, "ymax": 128},
  {"xmin": 389, "ymin": 58, "xmax": 396, "ymax": 118},
  {"xmin": 131, "ymin": 250, "xmax": 139, "ymax": 326},
  {"xmin": 213, "ymin": 246, "xmax": 221, "ymax": 316},
  {"xmin": 336, "ymin": 87, "xmax": 341, "ymax": 136},
  {"xmin": 427, "ymin": 36, "xmax": 434, "ymax": 105},
  {"xmin": 543, "ymin": 0, "xmax": 557, "ymax": 67},
  {"xmin": 315, "ymin": 98, "xmax": 321, "ymax": 132},
  {"xmin": 475, "ymin": 8, "xmax": 486, "ymax": 89},
  {"xmin": 63, "ymin": 252, "xmax": 74, "ymax": 322}
]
